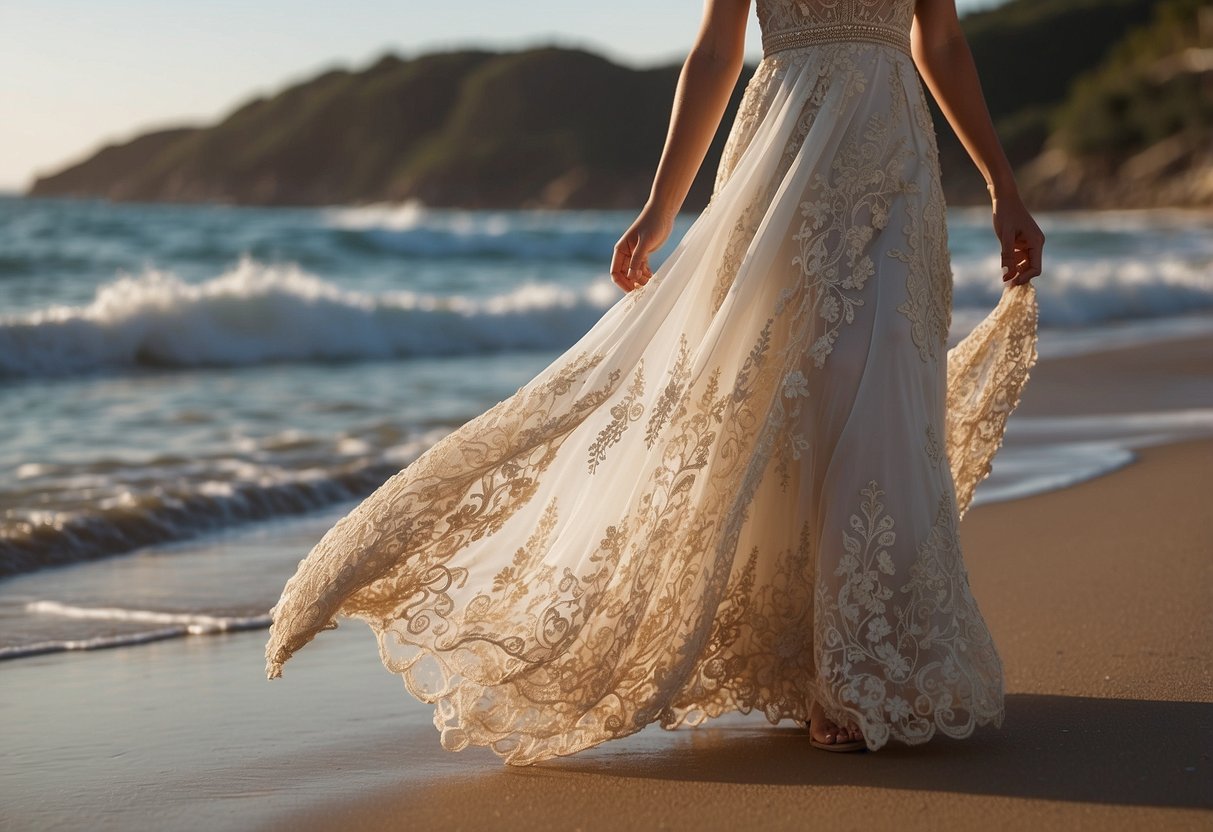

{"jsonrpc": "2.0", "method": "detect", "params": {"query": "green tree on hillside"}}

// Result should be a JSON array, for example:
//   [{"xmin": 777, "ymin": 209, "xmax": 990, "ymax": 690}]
[{"xmin": 1055, "ymin": 0, "xmax": 1212, "ymax": 157}]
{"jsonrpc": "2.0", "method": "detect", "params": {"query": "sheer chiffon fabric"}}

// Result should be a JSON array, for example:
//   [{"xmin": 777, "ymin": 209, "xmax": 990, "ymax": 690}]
[{"xmin": 265, "ymin": 0, "xmax": 1038, "ymax": 765}]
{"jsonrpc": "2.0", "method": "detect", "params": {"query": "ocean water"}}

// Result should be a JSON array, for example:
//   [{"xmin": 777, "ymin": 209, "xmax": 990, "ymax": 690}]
[{"xmin": 1, "ymin": 194, "xmax": 1211, "ymax": 660}]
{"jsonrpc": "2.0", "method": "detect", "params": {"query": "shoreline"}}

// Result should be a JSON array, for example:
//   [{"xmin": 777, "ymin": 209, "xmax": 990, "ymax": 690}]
[
  {"xmin": 2, "ymin": 326, "xmax": 1212, "ymax": 665},
  {"xmin": 2, "ymin": 437, "xmax": 1210, "ymax": 827},
  {"xmin": 2, "ymin": 325, "xmax": 1210, "ymax": 830}
]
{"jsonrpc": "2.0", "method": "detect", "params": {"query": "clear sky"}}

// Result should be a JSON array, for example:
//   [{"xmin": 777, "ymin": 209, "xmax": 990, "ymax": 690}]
[{"xmin": 0, "ymin": 0, "xmax": 1003, "ymax": 191}]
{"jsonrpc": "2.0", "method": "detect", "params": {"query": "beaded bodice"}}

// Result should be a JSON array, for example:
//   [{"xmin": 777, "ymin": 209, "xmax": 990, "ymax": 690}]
[{"xmin": 757, "ymin": 0, "xmax": 916, "ymax": 56}]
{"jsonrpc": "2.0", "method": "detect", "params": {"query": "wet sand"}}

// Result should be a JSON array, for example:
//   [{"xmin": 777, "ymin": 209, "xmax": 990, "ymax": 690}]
[
  {"xmin": 2, "ymin": 334, "xmax": 1211, "ymax": 832},
  {"xmin": 1016, "ymin": 331, "xmax": 1213, "ymax": 418}
]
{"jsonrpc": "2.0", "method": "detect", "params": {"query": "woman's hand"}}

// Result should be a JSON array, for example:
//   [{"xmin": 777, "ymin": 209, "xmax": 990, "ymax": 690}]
[
  {"xmin": 991, "ymin": 189, "xmax": 1045, "ymax": 286},
  {"xmin": 611, "ymin": 203, "xmax": 674, "ymax": 293}
]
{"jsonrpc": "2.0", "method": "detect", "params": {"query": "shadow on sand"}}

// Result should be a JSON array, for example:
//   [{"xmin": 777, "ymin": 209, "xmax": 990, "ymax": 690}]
[{"xmin": 533, "ymin": 693, "xmax": 1212, "ymax": 809}]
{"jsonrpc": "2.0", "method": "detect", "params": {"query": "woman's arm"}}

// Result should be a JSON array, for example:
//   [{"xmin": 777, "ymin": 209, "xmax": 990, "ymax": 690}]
[
  {"xmin": 611, "ymin": 0, "xmax": 751, "ymax": 293},
  {"xmin": 912, "ymin": 0, "xmax": 1044, "ymax": 286}
]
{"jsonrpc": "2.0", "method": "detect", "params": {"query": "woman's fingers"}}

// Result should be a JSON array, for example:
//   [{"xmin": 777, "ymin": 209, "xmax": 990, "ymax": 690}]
[
  {"xmin": 999, "ymin": 225, "xmax": 1018, "ymax": 282},
  {"xmin": 611, "ymin": 234, "xmax": 636, "ymax": 291},
  {"xmin": 1014, "ymin": 243, "xmax": 1035, "ymax": 281},
  {"xmin": 628, "ymin": 234, "xmax": 652, "ymax": 287},
  {"xmin": 1010, "ymin": 228, "xmax": 1044, "ymax": 286},
  {"xmin": 629, "ymin": 257, "xmax": 651, "ymax": 287},
  {"xmin": 1012, "ymin": 250, "xmax": 1040, "ymax": 285},
  {"xmin": 613, "ymin": 227, "xmax": 657, "ymax": 292},
  {"xmin": 1001, "ymin": 225, "xmax": 1044, "ymax": 286},
  {"xmin": 1004, "ymin": 252, "xmax": 1030, "ymax": 284}
]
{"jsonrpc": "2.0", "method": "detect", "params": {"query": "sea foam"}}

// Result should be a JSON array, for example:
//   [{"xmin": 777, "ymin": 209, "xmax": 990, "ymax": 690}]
[
  {"xmin": 0, "ymin": 601, "xmax": 272, "ymax": 660},
  {"xmin": 0, "ymin": 256, "xmax": 619, "ymax": 378},
  {"xmin": 2, "ymin": 245, "xmax": 1211, "ymax": 379}
]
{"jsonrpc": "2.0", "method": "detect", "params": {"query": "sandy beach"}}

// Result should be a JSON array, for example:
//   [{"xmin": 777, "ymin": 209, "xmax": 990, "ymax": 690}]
[
  {"xmin": 3, "ymin": 332, "xmax": 1211, "ymax": 832},
  {"xmin": 269, "ymin": 438, "xmax": 1212, "ymax": 832}
]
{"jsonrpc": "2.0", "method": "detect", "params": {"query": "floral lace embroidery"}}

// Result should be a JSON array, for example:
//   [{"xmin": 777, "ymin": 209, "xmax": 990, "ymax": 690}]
[
  {"xmin": 667, "ymin": 518, "xmax": 818, "ymax": 726},
  {"xmin": 764, "ymin": 52, "xmax": 912, "ymax": 490},
  {"xmin": 707, "ymin": 57, "xmax": 802, "ymax": 315},
  {"xmin": 885, "ymin": 61, "xmax": 952, "ymax": 363},
  {"xmin": 587, "ymin": 359, "xmax": 646, "ymax": 474},
  {"xmin": 490, "ymin": 496, "xmax": 559, "ymax": 599},
  {"xmin": 924, "ymin": 422, "xmax": 944, "ymax": 467},
  {"xmin": 946, "ymin": 285, "xmax": 1039, "ymax": 519},
  {"xmin": 813, "ymin": 480, "xmax": 1004, "ymax": 749},
  {"xmin": 645, "ymin": 333, "xmax": 692, "ymax": 448},
  {"xmin": 266, "ymin": 346, "xmax": 617, "ymax": 661},
  {"xmin": 379, "ymin": 313, "xmax": 785, "ymax": 762},
  {"xmin": 707, "ymin": 44, "xmax": 874, "ymax": 318},
  {"xmin": 776, "ymin": 54, "xmax": 911, "ymax": 369},
  {"xmin": 711, "ymin": 60, "xmax": 784, "ymax": 205}
]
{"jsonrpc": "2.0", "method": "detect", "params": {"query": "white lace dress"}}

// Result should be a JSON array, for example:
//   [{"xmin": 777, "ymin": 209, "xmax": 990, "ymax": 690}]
[{"xmin": 265, "ymin": 0, "xmax": 1039, "ymax": 765}]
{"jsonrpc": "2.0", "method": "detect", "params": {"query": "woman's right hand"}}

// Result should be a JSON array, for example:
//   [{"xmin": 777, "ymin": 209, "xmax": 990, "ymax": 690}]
[{"xmin": 611, "ymin": 203, "xmax": 675, "ymax": 293}]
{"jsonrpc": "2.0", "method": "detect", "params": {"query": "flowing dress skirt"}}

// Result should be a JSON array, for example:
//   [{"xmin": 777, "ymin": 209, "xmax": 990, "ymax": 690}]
[{"xmin": 265, "ymin": 40, "xmax": 1039, "ymax": 765}]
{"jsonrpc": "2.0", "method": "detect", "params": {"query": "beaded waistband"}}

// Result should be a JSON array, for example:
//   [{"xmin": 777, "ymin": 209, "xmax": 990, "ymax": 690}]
[{"xmin": 761, "ymin": 22, "xmax": 912, "ymax": 58}]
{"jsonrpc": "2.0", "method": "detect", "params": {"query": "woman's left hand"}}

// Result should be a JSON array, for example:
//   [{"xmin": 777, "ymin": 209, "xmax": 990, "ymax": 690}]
[{"xmin": 991, "ymin": 190, "xmax": 1045, "ymax": 287}]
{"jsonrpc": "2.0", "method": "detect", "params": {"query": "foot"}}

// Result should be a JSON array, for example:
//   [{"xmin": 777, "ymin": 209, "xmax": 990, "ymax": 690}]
[{"xmin": 807, "ymin": 700, "xmax": 863, "ymax": 747}]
